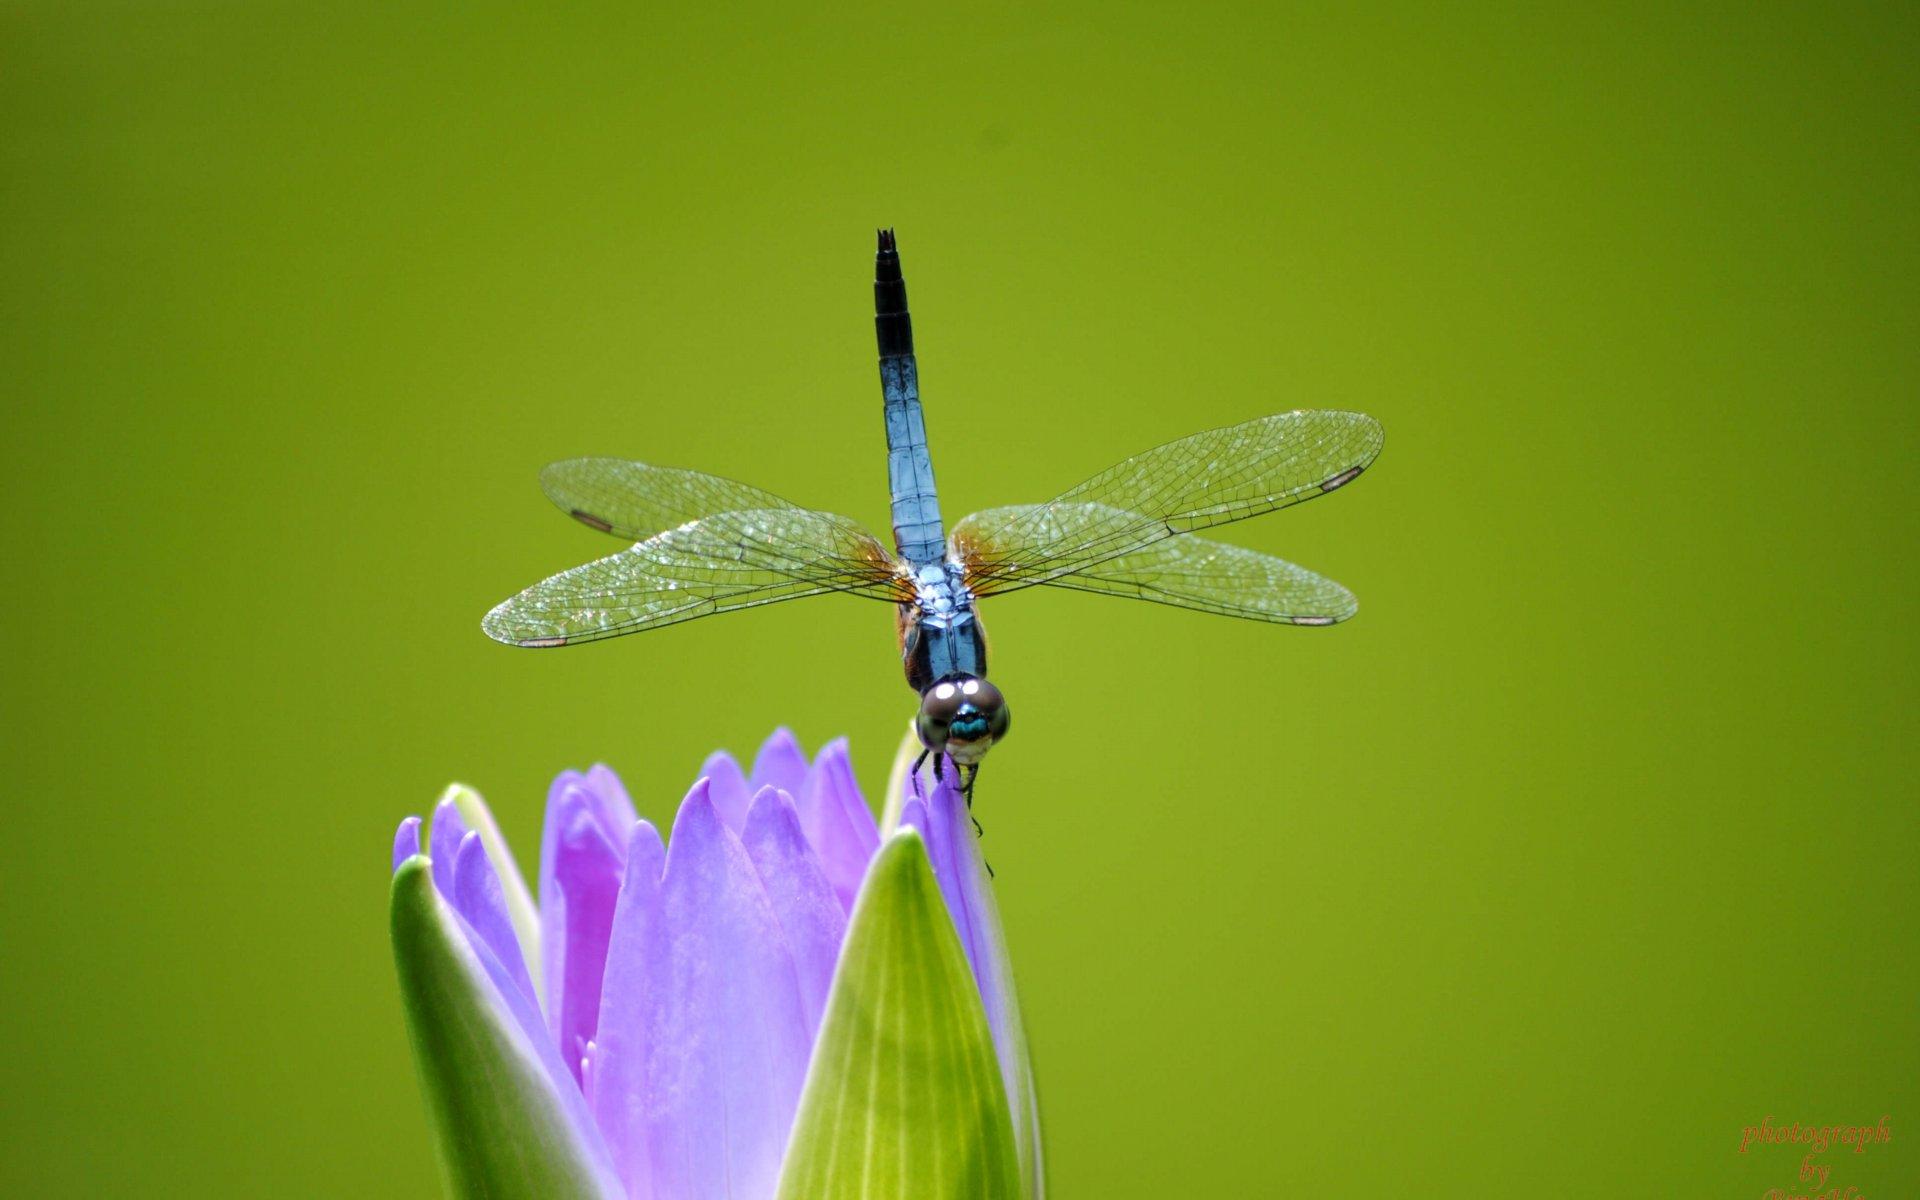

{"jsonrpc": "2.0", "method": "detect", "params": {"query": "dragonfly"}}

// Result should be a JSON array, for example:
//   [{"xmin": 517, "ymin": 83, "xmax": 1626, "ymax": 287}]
[{"xmin": 484, "ymin": 230, "xmax": 1383, "ymax": 800}]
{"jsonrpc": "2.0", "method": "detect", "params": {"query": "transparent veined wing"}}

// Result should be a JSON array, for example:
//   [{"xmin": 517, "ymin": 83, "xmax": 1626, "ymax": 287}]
[
  {"xmin": 952, "ymin": 410, "xmax": 1381, "ymax": 597},
  {"xmin": 540, "ymin": 457, "xmax": 802, "ymax": 540},
  {"xmin": 960, "ymin": 504, "xmax": 1357, "ymax": 624},
  {"xmin": 483, "ymin": 507, "xmax": 910, "ymax": 647}
]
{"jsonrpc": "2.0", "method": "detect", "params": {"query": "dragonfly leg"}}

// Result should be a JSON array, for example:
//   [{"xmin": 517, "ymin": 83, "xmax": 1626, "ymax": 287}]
[
  {"xmin": 933, "ymin": 759, "xmax": 994, "ymax": 877},
  {"xmin": 961, "ymin": 765, "xmax": 987, "ymax": 838},
  {"xmin": 913, "ymin": 748, "xmax": 929, "ymax": 781}
]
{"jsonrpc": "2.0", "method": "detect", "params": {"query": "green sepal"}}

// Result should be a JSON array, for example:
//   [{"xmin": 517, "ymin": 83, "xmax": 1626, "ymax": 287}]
[
  {"xmin": 775, "ymin": 830, "xmax": 1023, "ymax": 1200},
  {"xmin": 390, "ymin": 857, "xmax": 620, "ymax": 1200}
]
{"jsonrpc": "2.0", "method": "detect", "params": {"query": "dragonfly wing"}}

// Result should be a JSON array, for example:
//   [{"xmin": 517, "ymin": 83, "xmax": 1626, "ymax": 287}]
[
  {"xmin": 540, "ymin": 457, "xmax": 802, "ymax": 540},
  {"xmin": 1008, "ymin": 516, "xmax": 1358, "ymax": 624},
  {"xmin": 483, "ymin": 507, "xmax": 909, "ymax": 647},
  {"xmin": 953, "ymin": 410, "xmax": 1381, "ymax": 595}
]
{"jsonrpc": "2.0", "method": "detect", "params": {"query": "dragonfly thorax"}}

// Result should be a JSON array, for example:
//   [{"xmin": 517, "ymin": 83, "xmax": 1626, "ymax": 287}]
[
  {"xmin": 913, "ymin": 561, "xmax": 966, "ymax": 625},
  {"xmin": 899, "ymin": 558, "xmax": 987, "ymax": 692},
  {"xmin": 902, "ymin": 561, "xmax": 1004, "ymax": 763}
]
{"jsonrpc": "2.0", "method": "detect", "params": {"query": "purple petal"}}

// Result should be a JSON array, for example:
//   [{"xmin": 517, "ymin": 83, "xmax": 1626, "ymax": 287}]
[
  {"xmin": 391, "ymin": 816, "xmax": 422, "ymax": 873},
  {"xmin": 796, "ymin": 737, "xmax": 882, "ymax": 911},
  {"xmin": 636, "ymin": 785, "xmax": 814, "ymax": 1200},
  {"xmin": 697, "ymin": 750, "xmax": 753, "ymax": 832},
  {"xmin": 540, "ymin": 772, "xmax": 630, "ymax": 914},
  {"xmin": 749, "ymin": 726, "xmax": 809, "ymax": 796},
  {"xmin": 542, "ymin": 783, "xmax": 629, "ymax": 1086},
  {"xmin": 625, "ymin": 819, "xmax": 666, "ymax": 891},
  {"xmin": 428, "ymin": 794, "xmax": 470, "ymax": 899},
  {"xmin": 741, "ymin": 786, "xmax": 847, "ymax": 1031},
  {"xmin": 588, "ymin": 818, "xmax": 666, "ymax": 1199},
  {"xmin": 914, "ymin": 771, "xmax": 986, "ymax": 973},
  {"xmin": 455, "ymin": 897, "xmax": 580, "ymax": 1094},
  {"xmin": 898, "ymin": 794, "xmax": 930, "ymax": 840},
  {"xmin": 898, "ymin": 768, "xmax": 990, "ymax": 975},
  {"xmin": 584, "ymin": 764, "xmax": 639, "ymax": 837},
  {"xmin": 909, "ymin": 761, "xmax": 1040, "ymax": 1172},
  {"xmin": 453, "ymin": 831, "xmax": 538, "ymax": 1006}
]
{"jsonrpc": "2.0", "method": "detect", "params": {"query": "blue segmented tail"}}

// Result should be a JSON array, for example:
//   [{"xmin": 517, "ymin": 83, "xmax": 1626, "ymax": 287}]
[{"xmin": 875, "ymin": 229, "xmax": 947, "ymax": 567}]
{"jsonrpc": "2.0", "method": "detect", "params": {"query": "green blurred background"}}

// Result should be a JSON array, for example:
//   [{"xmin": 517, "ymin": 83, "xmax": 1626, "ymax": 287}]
[{"xmin": 4, "ymin": 2, "xmax": 1915, "ymax": 1195}]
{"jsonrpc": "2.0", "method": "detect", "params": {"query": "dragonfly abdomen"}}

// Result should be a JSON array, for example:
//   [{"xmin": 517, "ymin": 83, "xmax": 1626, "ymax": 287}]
[
  {"xmin": 876, "ymin": 230, "xmax": 948, "ymax": 568},
  {"xmin": 883, "ymin": 358, "xmax": 944, "ymax": 563}
]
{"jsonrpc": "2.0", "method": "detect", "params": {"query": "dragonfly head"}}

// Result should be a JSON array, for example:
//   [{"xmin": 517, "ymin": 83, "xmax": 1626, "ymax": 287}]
[{"xmin": 916, "ymin": 676, "xmax": 1009, "ymax": 766}]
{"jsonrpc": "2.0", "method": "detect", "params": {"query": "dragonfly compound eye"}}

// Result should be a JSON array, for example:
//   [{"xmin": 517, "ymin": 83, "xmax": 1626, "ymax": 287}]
[
  {"xmin": 964, "ymin": 678, "xmax": 1010, "ymax": 742},
  {"xmin": 917, "ymin": 676, "xmax": 1009, "ymax": 760},
  {"xmin": 916, "ymin": 680, "xmax": 962, "ymax": 749}
]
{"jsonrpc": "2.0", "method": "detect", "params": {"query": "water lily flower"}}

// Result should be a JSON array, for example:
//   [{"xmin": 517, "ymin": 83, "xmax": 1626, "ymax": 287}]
[{"xmin": 388, "ymin": 729, "xmax": 1043, "ymax": 1200}]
